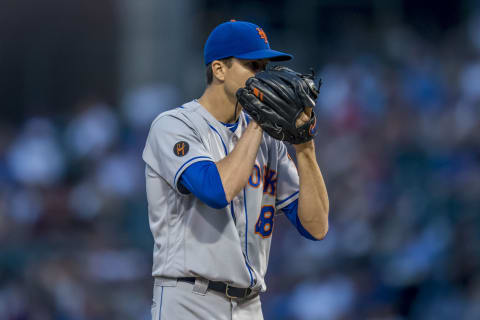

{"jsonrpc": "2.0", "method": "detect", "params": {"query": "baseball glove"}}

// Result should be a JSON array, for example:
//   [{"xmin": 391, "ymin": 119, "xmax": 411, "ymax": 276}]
[{"xmin": 236, "ymin": 65, "xmax": 321, "ymax": 144}]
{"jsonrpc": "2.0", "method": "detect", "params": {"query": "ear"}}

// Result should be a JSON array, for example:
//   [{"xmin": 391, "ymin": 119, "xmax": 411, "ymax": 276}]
[{"xmin": 211, "ymin": 60, "xmax": 226, "ymax": 82}]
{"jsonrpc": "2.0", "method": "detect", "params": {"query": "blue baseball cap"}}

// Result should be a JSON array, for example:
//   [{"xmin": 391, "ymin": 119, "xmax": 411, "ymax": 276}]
[{"xmin": 204, "ymin": 20, "xmax": 293, "ymax": 65}]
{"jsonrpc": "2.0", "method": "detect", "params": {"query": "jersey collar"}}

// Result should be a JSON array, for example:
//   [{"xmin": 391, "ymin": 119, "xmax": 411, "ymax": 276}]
[{"xmin": 192, "ymin": 99, "xmax": 248, "ymax": 139}]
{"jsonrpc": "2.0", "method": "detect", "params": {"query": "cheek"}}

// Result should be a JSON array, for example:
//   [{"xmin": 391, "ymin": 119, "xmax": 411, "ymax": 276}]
[
  {"xmin": 228, "ymin": 73, "xmax": 252, "ymax": 92},
  {"xmin": 239, "ymin": 71, "xmax": 254, "ymax": 87},
  {"xmin": 224, "ymin": 66, "xmax": 255, "ymax": 95}
]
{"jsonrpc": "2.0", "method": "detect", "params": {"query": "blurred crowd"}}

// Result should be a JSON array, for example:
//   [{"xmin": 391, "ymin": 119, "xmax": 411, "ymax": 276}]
[{"xmin": 1, "ymin": 5, "xmax": 480, "ymax": 320}]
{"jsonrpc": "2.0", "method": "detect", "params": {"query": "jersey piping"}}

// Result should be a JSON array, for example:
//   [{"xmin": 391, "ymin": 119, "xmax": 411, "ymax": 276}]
[
  {"xmin": 276, "ymin": 190, "xmax": 300, "ymax": 207},
  {"xmin": 174, "ymin": 156, "xmax": 213, "ymax": 187},
  {"xmin": 207, "ymin": 121, "xmax": 255, "ymax": 287}
]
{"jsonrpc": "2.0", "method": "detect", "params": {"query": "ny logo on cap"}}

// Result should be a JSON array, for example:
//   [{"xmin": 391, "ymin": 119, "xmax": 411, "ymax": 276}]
[{"xmin": 256, "ymin": 28, "xmax": 268, "ymax": 44}]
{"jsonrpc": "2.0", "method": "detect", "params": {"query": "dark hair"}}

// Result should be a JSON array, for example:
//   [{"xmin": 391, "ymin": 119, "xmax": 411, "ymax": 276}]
[{"xmin": 206, "ymin": 58, "xmax": 233, "ymax": 85}]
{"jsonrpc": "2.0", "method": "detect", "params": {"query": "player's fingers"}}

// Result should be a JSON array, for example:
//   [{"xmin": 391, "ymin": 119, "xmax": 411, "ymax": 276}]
[
  {"xmin": 296, "ymin": 111, "xmax": 310, "ymax": 128},
  {"xmin": 304, "ymin": 106, "xmax": 313, "ymax": 118}
]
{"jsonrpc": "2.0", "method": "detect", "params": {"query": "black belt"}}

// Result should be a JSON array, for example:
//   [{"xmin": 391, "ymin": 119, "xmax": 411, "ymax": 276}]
[{"xmin": 178, "ymin": 277, "xmax": 254, "ymax": 299}]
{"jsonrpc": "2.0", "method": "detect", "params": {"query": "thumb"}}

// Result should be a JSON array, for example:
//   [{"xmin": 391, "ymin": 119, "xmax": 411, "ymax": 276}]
[{"xmin": 305, "ymin": 106, "xmax": 313, "ymax": 118}]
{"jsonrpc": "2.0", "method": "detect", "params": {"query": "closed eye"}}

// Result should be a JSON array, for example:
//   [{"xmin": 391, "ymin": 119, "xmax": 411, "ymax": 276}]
[{"xmin": 246, "ymin": 61, "xmax": 267, "ymax": 73}]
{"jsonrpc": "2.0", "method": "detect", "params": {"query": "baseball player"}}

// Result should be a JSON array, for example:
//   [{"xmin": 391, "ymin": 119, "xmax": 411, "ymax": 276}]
[{"xmin": 143, "ymin": 20, "xmax": 329, "ymax": 320}]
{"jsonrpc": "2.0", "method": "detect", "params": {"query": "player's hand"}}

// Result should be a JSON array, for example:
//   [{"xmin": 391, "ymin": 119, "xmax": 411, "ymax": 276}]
[
  {"xmin": 294, "ymin": 106, "xmax": 315, "ymax": 151},
  {"xmin": 295, "ymin": 107, "xmax": 313, "ymax": 128},
  {"xmin": 249, "ymin": 119, "xmax": 263, "ymax": 131}
]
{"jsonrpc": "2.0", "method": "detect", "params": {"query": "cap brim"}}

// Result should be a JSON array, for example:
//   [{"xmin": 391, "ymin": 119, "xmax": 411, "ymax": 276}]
[{"xmin": 234, "ymin": 49, "xmax": 293, "ymax": 61}]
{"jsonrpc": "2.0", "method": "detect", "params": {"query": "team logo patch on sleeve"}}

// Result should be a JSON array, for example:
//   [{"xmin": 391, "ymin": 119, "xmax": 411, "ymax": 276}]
[{"xmin": 173, "ymin": 141, "xmax": 189, "ymax": 157}]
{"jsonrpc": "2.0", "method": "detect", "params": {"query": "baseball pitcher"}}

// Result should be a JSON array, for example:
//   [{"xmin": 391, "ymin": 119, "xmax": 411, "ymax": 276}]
[{"xmin": 143, "ymin": 20, "xmax": 329, "ymax": 320}]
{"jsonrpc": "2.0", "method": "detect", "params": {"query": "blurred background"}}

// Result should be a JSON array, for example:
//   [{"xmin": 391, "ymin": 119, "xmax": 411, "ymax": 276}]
[{"xmin": 1, "ymin": 0, "xmax": 480, "ymax": 319}]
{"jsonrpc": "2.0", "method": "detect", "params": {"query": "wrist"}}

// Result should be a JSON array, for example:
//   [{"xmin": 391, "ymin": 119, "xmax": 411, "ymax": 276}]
[
  {"xmin": 248, "ymin": 121, "xmax": 262, "ymax": 131},
  {"xmin": 293, "ymin": 139, "xmax": 315, "ymax": 154}
]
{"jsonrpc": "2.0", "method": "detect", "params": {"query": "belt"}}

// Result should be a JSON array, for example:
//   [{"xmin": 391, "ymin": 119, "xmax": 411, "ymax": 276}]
[{"xmin": 178, "ymin": 277, "xmax": 254, "ymax": 299}]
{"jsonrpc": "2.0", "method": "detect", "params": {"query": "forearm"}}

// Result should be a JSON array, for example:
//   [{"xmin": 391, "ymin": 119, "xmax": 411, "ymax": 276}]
[
  {"xmin": 295, "ymin": 141, "xmax": 329, "ymax": 239},
  {"xmin": 216, "ymin": 122, "xmax": 263, "ymax": 202}
]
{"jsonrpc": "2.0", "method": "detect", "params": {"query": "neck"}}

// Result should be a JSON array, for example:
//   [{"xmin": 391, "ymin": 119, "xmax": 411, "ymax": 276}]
[{"xmin": 198, "ymin": 85, "xmax": 240, "ymax": 123}]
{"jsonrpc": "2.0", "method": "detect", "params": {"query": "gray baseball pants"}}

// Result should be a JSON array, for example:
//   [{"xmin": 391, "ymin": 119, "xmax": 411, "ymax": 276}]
[{"xmin": 151, "ymin": 277, "xmax": 264, "ymax": 320}]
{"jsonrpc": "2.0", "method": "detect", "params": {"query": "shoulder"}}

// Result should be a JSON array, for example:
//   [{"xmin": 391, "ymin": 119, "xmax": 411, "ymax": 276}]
[
  {"xmin": 149, "ymin": 102, "xmax": 203, "ymax": 132},
  {"xmin": 150, "ymin": 108, "xmax": 184, "ymax": 128}
]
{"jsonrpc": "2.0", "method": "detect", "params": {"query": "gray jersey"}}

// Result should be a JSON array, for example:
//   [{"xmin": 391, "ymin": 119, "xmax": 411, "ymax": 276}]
[{"xmin": 143, "ymin": 100, "xmax": 299, "ymax": 292}]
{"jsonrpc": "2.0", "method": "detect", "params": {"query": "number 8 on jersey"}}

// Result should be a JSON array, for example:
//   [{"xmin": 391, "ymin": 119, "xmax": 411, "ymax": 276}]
[{"xmin": 255, "ymin": 205, "xmax": 275, "ymax": 238}]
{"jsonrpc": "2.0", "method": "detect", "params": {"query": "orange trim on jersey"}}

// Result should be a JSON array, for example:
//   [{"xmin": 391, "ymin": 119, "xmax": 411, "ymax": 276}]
[
  {"xmin": 263, "ymin": 223, "xmax": 271, "ymax": 232},
  {"xmin": 263, "ymin": 165, "xmax": 277, "ymax": 196},
  {"xmin": 256, "ymin": 222, "xmax": 275, "ymax": 239},
  {"xmin": 248, "ymin": 164, "xmax": 261, "ymax": 188},
  {"xmin": 255, "ymin": 205, "xmax": 275, "ymax": 239},
  {"xmin": 287, "ymin": 151, "xmax": 297, "ymax": 168}
]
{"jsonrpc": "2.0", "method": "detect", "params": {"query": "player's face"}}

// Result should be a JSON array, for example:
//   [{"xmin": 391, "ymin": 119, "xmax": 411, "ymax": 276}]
[{"xmin": 223, "ymin": 58, "xmax": 268, "ymax": 100}]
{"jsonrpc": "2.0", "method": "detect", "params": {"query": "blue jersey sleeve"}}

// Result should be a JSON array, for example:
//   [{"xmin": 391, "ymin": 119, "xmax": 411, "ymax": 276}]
[
  {"xmin": 178, "ymin": 160, "xmax": 229, "ymax": 209},
  {"xmin": 281, "ymin": 199, "xmax": 320, "ymax": 241}
]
